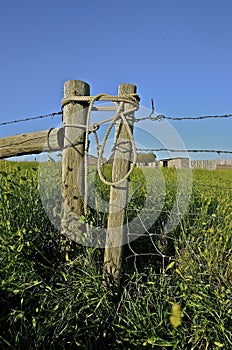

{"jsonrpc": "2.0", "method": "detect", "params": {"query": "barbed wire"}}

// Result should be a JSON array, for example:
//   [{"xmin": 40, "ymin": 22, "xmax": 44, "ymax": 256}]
[
  {"xmin": 166, "ymin": 113, "xmax": 232, "ymax": 121},
  {"xmin": 134, "ymin": 112, "xmax": 232, "ymax": 122},
  {"xmin": 1, "ymin": 127, "xmax": 232, "ymax": 158},
  {"xmin": 0, "ymin": 111, "xmax": 62, "ymax": 127},
  {"xmin": 1, "ymin": 109, "xmax": 232, "ymax": 128},
  {"xmin": 136, "ymin": 148, "xmax": 232, "ymax": 155},
  {"xmin": 1, "ymin": 103, "xmax": 232, "ymax": 158},
  {"xmin": 2, "ymin": 138, "xmax": 231, "ymax": 157}
]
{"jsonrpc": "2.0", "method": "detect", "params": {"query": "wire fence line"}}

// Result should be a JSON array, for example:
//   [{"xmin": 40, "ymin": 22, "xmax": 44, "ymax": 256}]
[
  {"xmin": 122, "ymin": 199, "xmax": 232, "ymax": 275},
  {"xmin": 1, "ymin": 111, "xmax": 232, "ymax": 156},
  {"xmin": 136, "ymin": 148, "xmax": 232, "ymax": 155},
  {"xmin": 1, "ymin": 106, "xmax": 231, "ymax": 154},
  {"xmin": 1, "ymin": 109, "xmax": 232, "ymax": 127},
  {"xmin": 135, "ymin": 113, "xmax": 232, "ymax": 122},
  {"xmin": 1, "ymin": 90, "xmax": 231, "ymax": 303},
  {"xmin": 1, "ymin": 135, "xmax": 232, "ymax": 156},
  {"xmin": 0, "ymin": 111, "xmax": 62, "ymax": 127},
  {"xmin": 1, "ymin": 104, "xmax": 231, "ymax": 278}
]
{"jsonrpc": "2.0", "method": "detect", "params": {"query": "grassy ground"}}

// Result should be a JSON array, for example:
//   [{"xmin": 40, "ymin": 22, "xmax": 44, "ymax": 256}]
[{"xmin": 0, "ymin": 160, "xmax": 231, "ymax": 349}]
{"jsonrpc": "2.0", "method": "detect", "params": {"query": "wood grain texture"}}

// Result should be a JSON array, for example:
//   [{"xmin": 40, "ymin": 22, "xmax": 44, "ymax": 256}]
[
  {"xmin": 103, "ymin": 83, "xmax": 137, "ymax": 286},
  {"xmin": 0, "ymin": 128, "xmax": 63, "ymax": 159},
  {"xmin": 61, "ymin": 80, "xmax": 90, "ymax": 242}
]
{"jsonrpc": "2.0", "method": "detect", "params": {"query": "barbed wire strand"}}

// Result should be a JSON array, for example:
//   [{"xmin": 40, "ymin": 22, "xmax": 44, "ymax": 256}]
[
  {"xmin": 0, "ymin": 111, "xmax": 63, "ymax": 127},
  {"xmin": 1, "ymin": 107, "xmax": 232, "ymax": 128},
  {"xmin": 136, "ymin": 148, "xmax": 232, "ymax": 154},
  {"xmin": 1, "ymin": 123, "xmax": 232, "ymax": 157},
  {"xmin": 134, "ymin": 113, "xmax": 232, "ymax": 123}
]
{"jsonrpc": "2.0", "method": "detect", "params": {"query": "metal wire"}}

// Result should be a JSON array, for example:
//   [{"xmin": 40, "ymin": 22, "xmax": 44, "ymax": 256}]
[
  {"xmin": 134, "ymin": 113, "xmax": 232, "ymax": 123},
  {"xmin": 0, "ymin": 111, "xmax": 62, "ymax": 126},
  {"xmin": 1, "ymin": 109, "xmax": 232, "ymax": 128},
  {"xmin": 136, "ymin": 148, "xmax": 232, "ymax": 155}
]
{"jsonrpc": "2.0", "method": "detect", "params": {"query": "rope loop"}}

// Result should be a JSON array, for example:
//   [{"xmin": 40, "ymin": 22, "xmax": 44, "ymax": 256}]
[
  {"xmin": 96, "ymin": 103, "xmax": 138, "ymax": 187},
  {"xmin": 61, "ymin": 93, "xmax": 140, "ymax": 109},
  {"xmin": 91, "ymin": 123, "xmax": 100, "ymax": 132},
  {"xmin": 61, "ymin": 92, "xmax": 140, "ymax": 224},
  {"xmin": 82, "ymin": 93, "xmax": 139, "ymax": 221}
]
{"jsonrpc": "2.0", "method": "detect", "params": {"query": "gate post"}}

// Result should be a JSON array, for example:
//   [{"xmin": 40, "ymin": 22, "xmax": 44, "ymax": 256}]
[
  {"xmin": 61, "ymin": 80, "xmax": 90, "ymax": 243},
  {"xmin": 103, "ymin": 83, "xmax": 137, "ymax": 288}
]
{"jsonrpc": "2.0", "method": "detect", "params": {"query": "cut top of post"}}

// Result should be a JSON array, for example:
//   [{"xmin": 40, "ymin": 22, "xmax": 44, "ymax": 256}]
[
  {"xmin": 64, "ymin": 80, "xmax": 90, "ymax": 98},
  {"xmin": 118, "ymin": 83, "xmax": 137, "ymax": 96}
]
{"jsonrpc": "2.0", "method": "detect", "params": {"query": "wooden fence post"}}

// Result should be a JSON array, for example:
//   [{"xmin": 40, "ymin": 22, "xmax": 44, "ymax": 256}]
[
  {"xmin": 62, "ymin": 80, "xmax": 90, "ymax": 243},
  {"xmin": 103, "ymin": 83, "xmax": 137, "ymax": 288}
]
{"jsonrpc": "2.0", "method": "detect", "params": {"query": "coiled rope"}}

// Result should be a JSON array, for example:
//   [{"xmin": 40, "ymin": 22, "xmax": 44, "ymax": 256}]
[{"xmin": 61, "ymin": 93, "xmax": 139, "ymax": 226}]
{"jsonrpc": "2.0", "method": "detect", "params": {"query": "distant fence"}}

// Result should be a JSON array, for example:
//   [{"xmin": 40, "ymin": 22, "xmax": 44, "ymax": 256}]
[
  {"xmin": 191, "ymin": 158, "xmax": 232, "ymax": 170},
  {"xmin": 136, "ymin": 158, "xmax": 232, "ymax": 170}
]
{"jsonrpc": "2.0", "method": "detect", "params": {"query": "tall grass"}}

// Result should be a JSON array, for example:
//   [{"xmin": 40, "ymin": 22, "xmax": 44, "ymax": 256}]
[{"xmin": 0, "ymin": 160, "xmax": 231, "ymax": 349}]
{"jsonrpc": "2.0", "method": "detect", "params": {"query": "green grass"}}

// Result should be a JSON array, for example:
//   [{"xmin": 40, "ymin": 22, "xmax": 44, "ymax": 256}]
[{"xmin": 0, "ymin": 160, "xmax": 231, "ymax": 349}]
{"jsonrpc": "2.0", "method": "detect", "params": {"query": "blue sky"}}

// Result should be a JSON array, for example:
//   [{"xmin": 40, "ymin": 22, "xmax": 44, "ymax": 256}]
[{"xmin": 0, "ymin": 0, "xmax": 232, "ymax": 160}]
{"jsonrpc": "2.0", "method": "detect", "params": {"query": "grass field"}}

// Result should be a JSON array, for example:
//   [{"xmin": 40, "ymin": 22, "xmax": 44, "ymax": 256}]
[{"xmin": 0, "ymin": 159, "xmax": 231, "ymax": 349}]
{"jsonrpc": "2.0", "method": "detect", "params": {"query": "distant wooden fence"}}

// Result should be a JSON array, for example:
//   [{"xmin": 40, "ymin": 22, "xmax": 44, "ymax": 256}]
[
  {"xmin": 0, "ymin": 80, "xmax": 139, "ymax": 288},
  {"xmin": 191, "ymin": 159, "xmax": 232, "ymax": 170}
]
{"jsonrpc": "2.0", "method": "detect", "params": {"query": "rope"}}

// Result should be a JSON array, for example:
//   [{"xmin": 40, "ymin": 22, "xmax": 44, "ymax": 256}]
[
  {"xmin": 96, "ymin": 102, "xmax": 138, "ymax": 186},
  {"xmin": 72, "ymin": 94, "xmax": 139, "ymax": 229},
  {"xmin": 61, "ymin": 94, "xmax": 139, "ymax": 109}
]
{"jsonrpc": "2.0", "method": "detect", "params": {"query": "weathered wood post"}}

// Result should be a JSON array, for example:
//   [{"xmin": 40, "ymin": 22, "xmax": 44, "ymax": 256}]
[
  {"xmin": 0, "ymin": 128, "xmax": 64, "ymax": 159},
  {"xmin": 103, "ymin": 83, "xmax": 137, "ymax": 288},
  {"xmin": 61, "ymin": 80, "xmax": 90, "ymax": 243}
]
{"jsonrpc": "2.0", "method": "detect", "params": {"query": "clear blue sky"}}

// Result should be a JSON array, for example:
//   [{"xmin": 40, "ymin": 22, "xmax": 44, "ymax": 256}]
[{"xmin": 0, "ymin": 0, "xmax": 232, "ymax": 160}]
